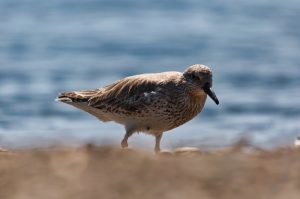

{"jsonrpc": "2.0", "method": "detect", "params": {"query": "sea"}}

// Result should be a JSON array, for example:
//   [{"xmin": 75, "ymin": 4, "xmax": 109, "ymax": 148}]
[{"xmin": 1, "ymin": 0, "xmax": 300, "ymax": 149}]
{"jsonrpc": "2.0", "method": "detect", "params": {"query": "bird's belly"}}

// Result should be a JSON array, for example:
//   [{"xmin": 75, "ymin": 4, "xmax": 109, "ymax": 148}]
[
  {"xmin": 122, "ymin": 107, "xmax": 203, "ymax": 134},
  {"xmin": 123, "ymin": 118, "xmax": 173, "ymax": 135}
]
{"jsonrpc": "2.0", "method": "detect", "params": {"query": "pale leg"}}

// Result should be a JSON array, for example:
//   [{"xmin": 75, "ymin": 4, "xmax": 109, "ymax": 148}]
[
  {"xmin": 121, "ymin": 130, "xmax": 134, "ymax": 148},
  {"xmin": 155, "ymin": 133, "xmax": 163, "ymax": 153}
]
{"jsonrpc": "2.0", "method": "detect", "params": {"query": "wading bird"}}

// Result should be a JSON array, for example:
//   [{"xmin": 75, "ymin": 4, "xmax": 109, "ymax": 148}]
[{"xmin": 56, "ymin": 64, "xmax": 219, "ymax": 152}]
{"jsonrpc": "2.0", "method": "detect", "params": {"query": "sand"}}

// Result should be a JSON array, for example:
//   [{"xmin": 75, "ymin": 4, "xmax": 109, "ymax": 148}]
[{"xmin": 1, "ymin": 145, "xmax": 300, "ymax": 199}]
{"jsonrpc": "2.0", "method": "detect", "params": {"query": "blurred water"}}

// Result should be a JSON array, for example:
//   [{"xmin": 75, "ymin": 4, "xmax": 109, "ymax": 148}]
[{"xmin": 1, "ymin": 0, "xmax": 300, "ymax": 149}]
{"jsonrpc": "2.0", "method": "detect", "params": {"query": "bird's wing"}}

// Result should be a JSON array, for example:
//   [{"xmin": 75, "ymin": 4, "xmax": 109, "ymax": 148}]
[
  {"xmin": 88, "ymin": 73, "xmax": 180, "ymax": 111},
  {"xmin": 57, "ymin": 89, "xmax": 102, "ymax": 103}
]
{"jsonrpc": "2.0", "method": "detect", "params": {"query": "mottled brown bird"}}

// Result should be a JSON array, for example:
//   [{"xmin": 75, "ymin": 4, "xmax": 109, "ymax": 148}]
[{"xmin": 56, "ymin": 64, "xmax": 219, "ymax": 152}]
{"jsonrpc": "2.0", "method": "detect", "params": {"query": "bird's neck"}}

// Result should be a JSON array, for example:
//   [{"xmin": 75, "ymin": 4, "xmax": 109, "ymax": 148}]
[
  {"xmin": 187, "ymin": 90, "xmax": 207, "ymax": 114},
  {"xmin": 175, "ymin": 88, "xmax": 207, "ymax": 125},
  {"xmin": 178, "ymin": 79, "xmax": 208, "ymax": 114}
]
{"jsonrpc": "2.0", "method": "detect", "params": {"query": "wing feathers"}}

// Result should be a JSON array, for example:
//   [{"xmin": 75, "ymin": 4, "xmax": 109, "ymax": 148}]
[
  {"xmin": 88, "ymin": 77, "xmax": 159, "ymax": 107},
  {"xmin": 57, "ymin": 89, "xmax": 100, "ymax": 103}
]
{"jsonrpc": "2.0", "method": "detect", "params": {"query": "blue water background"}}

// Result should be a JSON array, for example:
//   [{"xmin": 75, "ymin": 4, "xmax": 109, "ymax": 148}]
[{"xmin": 1, "ymin": 0, "xmax": 300, "ymax": 149}]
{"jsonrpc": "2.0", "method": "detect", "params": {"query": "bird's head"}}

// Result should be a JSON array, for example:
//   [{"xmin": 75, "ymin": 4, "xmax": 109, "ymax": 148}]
[{"xmin": 183, "ymin": 64, "xmax": 219, "ymax": 105}]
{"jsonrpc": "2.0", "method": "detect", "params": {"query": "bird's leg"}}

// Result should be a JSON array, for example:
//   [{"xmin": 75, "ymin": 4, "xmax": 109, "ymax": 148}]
[
  {"xmin": 154, "ymin": 133, "xmax": 163, "ymax": 153},
  {"xmin": 121, "ymin": 131, "xmax": 133, "ymax": 148}
]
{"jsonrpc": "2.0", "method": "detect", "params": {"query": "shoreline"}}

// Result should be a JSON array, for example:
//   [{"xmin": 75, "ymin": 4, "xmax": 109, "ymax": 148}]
[{"xmin": 1, "ymin": 145, "xmax": 299, "ymax": 199}]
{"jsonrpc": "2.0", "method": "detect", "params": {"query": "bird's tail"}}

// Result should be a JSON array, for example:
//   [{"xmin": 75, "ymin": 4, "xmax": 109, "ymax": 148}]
[
  {"xmin": 56, "ymin": 89, "xmax": 110, "ymax": 122},
  {"xmin": 55, "ymin": 89, "xmax": 100, "ymax": 103}
]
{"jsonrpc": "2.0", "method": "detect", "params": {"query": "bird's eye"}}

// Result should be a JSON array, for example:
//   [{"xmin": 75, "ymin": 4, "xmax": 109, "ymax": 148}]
[{"xmin": 191, "ymin": 74, "xmax": 197, "ymax": 79}]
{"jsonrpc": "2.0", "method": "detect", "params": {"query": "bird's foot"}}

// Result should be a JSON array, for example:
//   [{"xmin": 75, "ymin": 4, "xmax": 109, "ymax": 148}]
[
  {"xmin": 154, "ymin": 147, "xmax": 161, "ymax": 153},
  {"xmin": 121, "ymin": 140, "xmax": 128, "ymax": 148}
]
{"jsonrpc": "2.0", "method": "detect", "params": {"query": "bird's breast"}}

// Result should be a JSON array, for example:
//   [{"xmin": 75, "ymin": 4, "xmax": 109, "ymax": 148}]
[{"xmin": 159, "ymin": 92, "xmax": 207, "ymax": 130}]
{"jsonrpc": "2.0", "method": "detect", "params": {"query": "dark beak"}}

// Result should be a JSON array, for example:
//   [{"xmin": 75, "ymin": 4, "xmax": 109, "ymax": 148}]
[{"xmin": 203, "ymin": 83, "xmax": 219, "ymax": 105}]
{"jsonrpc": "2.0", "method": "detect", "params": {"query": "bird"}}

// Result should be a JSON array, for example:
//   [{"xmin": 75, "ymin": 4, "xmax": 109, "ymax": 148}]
[{"xmin": 56, "ymin": 64, "xmax": 219, "ymax": 152}]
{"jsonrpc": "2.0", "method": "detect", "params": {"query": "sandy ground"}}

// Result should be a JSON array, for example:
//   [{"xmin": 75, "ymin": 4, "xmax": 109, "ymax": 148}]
[{"xmin": 1, "ymin": 144, "xmax": 300, "ymax": 199}]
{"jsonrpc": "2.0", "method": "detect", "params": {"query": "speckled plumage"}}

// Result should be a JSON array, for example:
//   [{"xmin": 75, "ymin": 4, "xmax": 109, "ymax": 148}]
[{"xmin": 56, "ymin": 64, "xmax": 219, "ymax": 152}]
